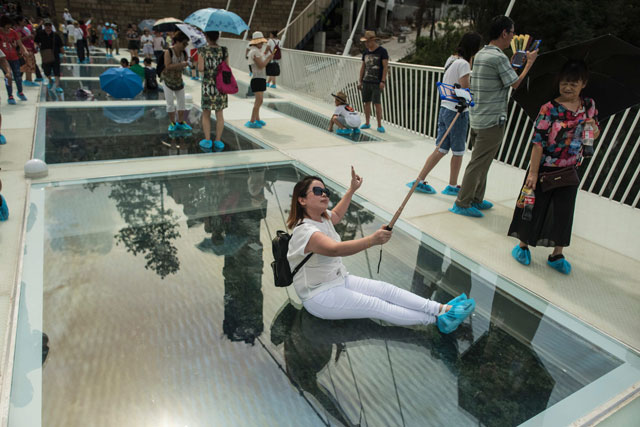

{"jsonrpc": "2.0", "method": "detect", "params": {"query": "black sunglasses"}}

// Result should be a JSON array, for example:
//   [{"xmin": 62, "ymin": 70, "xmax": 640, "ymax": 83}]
[{"xmin": 307, "ymin": 186, "xmax": 330, "ymax": 197}]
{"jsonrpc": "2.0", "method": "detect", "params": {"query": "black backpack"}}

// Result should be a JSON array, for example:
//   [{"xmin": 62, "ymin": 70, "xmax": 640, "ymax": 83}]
[
  {"xmin": 271, "ymin": 230, "xmax": 313, "ymax": 287},
  {"xmin": 144, "ymin": 67, "xmax": 158, "ymax": 90}
]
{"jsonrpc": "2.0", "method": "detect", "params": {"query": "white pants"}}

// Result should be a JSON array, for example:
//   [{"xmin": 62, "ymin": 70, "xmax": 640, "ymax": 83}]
[
  {"xmin": 163, "ymin": 85, "xmax": 185, "ymax": 113},
  {"xmin": 303, "ymin": 275, "xmax": 440, "ymax": 326}
]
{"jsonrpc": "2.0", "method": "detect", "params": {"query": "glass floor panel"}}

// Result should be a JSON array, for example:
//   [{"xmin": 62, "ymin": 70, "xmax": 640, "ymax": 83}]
[
  {"xmin": 61, "ymin": 56, "xmax": 120, "ymax": 64},
  {"xmin": 61, "ymin": 64, "xmax": 118, "ymax": 77},
  {"xmin": 266, "ymin": 102, "xmax": 382, "ymax": 143},
  {"xmin": 40, "ymin": 79, "xmax": 165, "ymax": 102},
  {"xmin": 9, "ymin": 163, "xmax": 640, "ymax": 427},
  {"xmin": 36, "ymin": 106, "xmax": 267, "ymax": 164}
]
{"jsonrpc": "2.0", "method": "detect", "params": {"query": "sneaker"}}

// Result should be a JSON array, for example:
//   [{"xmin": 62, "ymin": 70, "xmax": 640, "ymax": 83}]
[
  {"xmin": 437, "ymin": 298, "xmax": 475, "ymax": 334},
  {"xmin": 34, "ymin": 77, "xmax": 44, "ymax": 82},
  {"xmin": 17, "ymin": 93, "xmax": 27, "ymax": 101},
  {"xmin": 406, "ymin": 180, "xmax": 436, "ymax": 194},
  {"xmin": 168, "ymin": 122, "xmax": 177, "ymax": 132},
  {"xmin": 547, "ymin": 255, "xmax": 571, "ymax": 274},
  {"xmin": 55, "ymin": 87, "xmax": 64, "ymax": 93},
  {"xmin": 511, "ymin": 245, "xmax": 531, "ymax": 266},
  {"xmin": 360, "ymin": 123, "xmax": 371, "ymax": 129},
  {"xmin": 244, "ymin": 121, "xmax": 262, "ymax": 128},
  {"xmin": 449, "ymin": 203, "xmax": 483, "ymax": 217},
  {"xmin": 0, "ymin": 134, "xmax": 6, "ymax": 145},
  {"xmin": 0, "ymin": 194, "xmax": 9, "ymax": 221},
  {"xmin": 7, "ymin": 97, "xmax": 16, "ymax": 105},
  {"xmin": 256, "ymin": 120, "xmax": 266, "ymax": 126},
  {"xmin": 336, "ymin": 128, "xmax": 352, "ymax": 135},
  {"xmin": 176, "ymin": 122, "xmax": 192, "ymax": 131},
  {"xmin": 377, "ymin": 126, "xmax": 386, "ymax": 133},
  {"xmin": 441, "ymin": 185, "xmax": 460, "ymax": 196},
  {"xmin": 213, "ymin": 140, "xmax": 225, "ymax": 152},
  {"xmin": 472, "ymin": 200, "xmax": 493, "ymax": 210},
  {"xmin": 199, "ymin": 139, "xmax": 213, "ymax": 151}
]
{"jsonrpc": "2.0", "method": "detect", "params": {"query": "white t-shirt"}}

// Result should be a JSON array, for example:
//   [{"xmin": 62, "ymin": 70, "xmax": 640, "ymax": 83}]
[
  {"xmin": 72, "ymin": 27, "xmax": 84, "ymax": 42},
  {"xmin": 247, "ymin": 46, "xmax": 267, "ymax": 79},
  {"xmin": 287, "ymin": 211, "xmax": 349, "ymax": 301},
  {"xmin": 334, "ymin": 104, "xmax": 361, "ymax": 128},
  {"xmin": 441, "ymin": 55, "xmax": 471, "ymax": 111},
  {"xmin": 141, "ymin": 35, "xmax": 153, "ymax": 47},
  {"xmin": 66, "ymin": 23, "xmax": 76, "ymax": 39}
]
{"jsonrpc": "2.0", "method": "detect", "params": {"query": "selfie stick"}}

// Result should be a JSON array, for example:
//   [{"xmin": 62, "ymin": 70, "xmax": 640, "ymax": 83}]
[{"xmin": 386, "ymin": 83, "xmax": 473, "ymax": 231}]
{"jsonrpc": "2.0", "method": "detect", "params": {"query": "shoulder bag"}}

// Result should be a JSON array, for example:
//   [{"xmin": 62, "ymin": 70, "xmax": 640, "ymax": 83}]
[{"xmin": 538, "ymin": 167, "xmax": 580, "ymax": 192}]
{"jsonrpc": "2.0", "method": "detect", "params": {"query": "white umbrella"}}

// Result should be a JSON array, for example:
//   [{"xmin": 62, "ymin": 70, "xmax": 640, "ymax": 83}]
[{"xmin": 176, "ymin": 23, "xmax": 206, "ymax": 50}]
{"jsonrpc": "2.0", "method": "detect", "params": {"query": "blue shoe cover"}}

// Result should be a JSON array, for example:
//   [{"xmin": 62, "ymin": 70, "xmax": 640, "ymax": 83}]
[
  {"xmin": 213, "ymin": 140, "xmax": 225, "ymax": 152},
  {"xmin": 441, "ymin": 185, "xmax": 460, "ymax": 196},
  {"xmin": 336, "ymin": 128, "xmax": 351, "ymax": 135},
  {"xmin": 512, "ymin": 245, "xmax": 531, "ymax": 265},
  {"xmin": 360, "ymin": 123, "xmax": 371, "ymax": 129},
  {"xmin": 407, "ymin": 180, "xmax": 436, "ymax": 194},
  {"xmin": 447, "ymin": 293, "xmax": 467, "ymax": 306},
  {"xmin": 472, "ymin": 200, "xmax": 493, "ymax": 210},
  {"xmin": 176, "ymin": 122, "xmax": 192, "ymax": 131},
  {"xmin": 449, "ymin": 204, "xmax": 483, "ymax": 217},
  {"xmin": 437, "ymin": 298, "xmax": 475, "ymax": 334},
  {"xmin": 0, "ymin": 194, "xmax": 9, "ymax": 221},
  {"xmin": 256, "ymin": 120, "xmax": 266, "ymax": 126},
  {"xmin": 352, "ymin": 128, "xmax": 361, "ymax": 134},
  {"xmin": 199, "ymin": 139, "xmax": 212, "ymax": 150},
  {"xmin": 35, "ymin": 77, "xmax": 44, "ymax": 82},
  {"xmin": 245, "ymin": 121, "xmax": 261, "ymax": 128},
  {"xmin": 377, "ymin": 126, "xmax": 385, "ymax": 133},
  {"xmin": 7, "ymin": 98, "xmax": 16, "ymax": 105},
  {"xmin": 55, "ymin": 87, "xmax": 64, "ymax": 93},
  {"xmin": 0, "ymin": 134, "xmax": 6, "ymax": 144},
  {"xmin": 548, "ymin": 257, "xmax": 571, "ymax": 274}
]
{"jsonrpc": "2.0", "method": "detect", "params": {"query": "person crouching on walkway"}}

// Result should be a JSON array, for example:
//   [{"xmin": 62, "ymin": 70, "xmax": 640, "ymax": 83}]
[
  {"xmin": 407, "ymin": 32, "xmax": 482, "ymax": 196},
  {"xmin": 286, "ymin": 169, "xmax": 474, "ymax": 332},
  {"xmin": 245, "ymin": 31, "xmax": 274, "ymax": 129},
  {"xmin": 198, "ymin": 30, "xmax": 228, "ymax": 153},
  {"xmin": 328, "ymin": 91, "xmax": 361, "ymax": 135},
  {"xmin": 509, "ymin": 60, "xmax": 599, "ymax": 275},
  {"xmin": 161, "ymin": 31, "xmax": 192, "ymax": 133}
]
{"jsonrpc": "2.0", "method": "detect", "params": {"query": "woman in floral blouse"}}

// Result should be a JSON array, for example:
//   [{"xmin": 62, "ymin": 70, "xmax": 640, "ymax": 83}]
[{"xmin": 509, "ymin": 60, "xmax": 599, "ymax": 274}]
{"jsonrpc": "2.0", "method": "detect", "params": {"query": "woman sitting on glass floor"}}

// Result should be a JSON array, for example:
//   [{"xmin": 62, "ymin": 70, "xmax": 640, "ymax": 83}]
[{"xmin": 286, "ymin": 167, "xmax": 475, "ymax": 333}]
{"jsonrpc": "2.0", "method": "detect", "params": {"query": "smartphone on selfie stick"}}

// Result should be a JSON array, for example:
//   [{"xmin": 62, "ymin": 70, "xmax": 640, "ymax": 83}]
[{"xmin": 512, "ymin": 39, "xmax": 541, "ymax": 68}]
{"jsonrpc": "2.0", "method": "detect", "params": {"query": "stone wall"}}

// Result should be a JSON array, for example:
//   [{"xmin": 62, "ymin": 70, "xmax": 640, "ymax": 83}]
[{"xmin": 50, "ymin": 0, "xmax": 312, "ymax": 40}]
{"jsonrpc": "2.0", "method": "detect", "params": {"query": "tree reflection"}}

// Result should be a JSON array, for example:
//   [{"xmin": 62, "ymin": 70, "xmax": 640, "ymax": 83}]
[{"xmin": 108, "ymin": 179, "xmax": 181, "ymax": 279}]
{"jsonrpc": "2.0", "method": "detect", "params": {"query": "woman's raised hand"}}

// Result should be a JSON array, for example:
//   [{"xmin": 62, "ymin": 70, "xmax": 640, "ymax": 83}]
[
  {"xmin": 370, "ymin": 225, "xmax": 392, "ymax": 246},
  {"xmin": 350, "ymin": 166, "xmax": 363, "ymax": 192}
]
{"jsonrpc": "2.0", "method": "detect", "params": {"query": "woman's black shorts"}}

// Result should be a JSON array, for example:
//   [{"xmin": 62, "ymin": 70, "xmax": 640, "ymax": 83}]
[
  {"xmin": 128, "ymin": 40, "xmax": 140, "ymax": 50},
  {"xmin": 250, "ymin": 77, "xmax": 266, "ymax": 93}
]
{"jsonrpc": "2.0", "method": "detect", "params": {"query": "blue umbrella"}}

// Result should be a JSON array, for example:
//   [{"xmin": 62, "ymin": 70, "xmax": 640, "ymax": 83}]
[
  {"xmin": 103, "ymin": 106, "xmax": 146, "ymax": 124},
  {"xmin": 184, "ymin": 8, "xmax": 249, "ymax": 35},
  {"xmin": 99, "ymin": 68, "xmax": 143, "ymax": 99}
]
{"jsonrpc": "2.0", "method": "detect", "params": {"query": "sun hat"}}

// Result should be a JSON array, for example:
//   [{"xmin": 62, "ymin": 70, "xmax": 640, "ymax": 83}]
[
  {"xmin": 249, "ymin": 31, "xmax": 267, "ymax": 45},
  {"xmin": 43, "ymin": 19, "xmax": 53, "ymax": 26},
  {"xmin": 360, "ymin": 30, "xmax": 379, "ymax": 42},
  {"xmin": 105, "ymin": 22, "xmax": 110, "ymax": 26},
  {"xmin": 332, "ymin": 91, "xmax": 348, "ymax": 104}
]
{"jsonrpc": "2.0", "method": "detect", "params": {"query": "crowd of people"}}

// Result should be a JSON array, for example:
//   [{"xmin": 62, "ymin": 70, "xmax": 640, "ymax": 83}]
[{"xmin": 0, "ymin": 8, "xmax": 601, "ymax": 330}]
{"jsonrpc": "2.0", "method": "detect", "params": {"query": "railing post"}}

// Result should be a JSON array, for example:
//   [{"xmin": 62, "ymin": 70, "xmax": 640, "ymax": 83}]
[
  {"xmin": 242, "ymin": 0, "xmax": 259, "ymax": 41},
  {"xmin": 226, "ymin": 0, "xmax": 232, "ymax": 10},
  {"xmin": 343, "ymin": 0, "xmax": 368, "ymax": 56},
  {"xmin": 281, "ymin": 0, "xmax": 299, "ymax": 48},
  {"xmin": 505, "ymin": 0, "xmax": 517, "ymax": 16}
]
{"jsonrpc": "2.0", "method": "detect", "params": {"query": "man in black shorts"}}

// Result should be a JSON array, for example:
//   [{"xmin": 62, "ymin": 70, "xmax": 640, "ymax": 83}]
[
  {"xmin": 34, "ymin": 20, "xmax": 64, "ymax": 92},
  {"xmin": 358, "ymin": 31, "xmax": 388, "ymax": 133}
]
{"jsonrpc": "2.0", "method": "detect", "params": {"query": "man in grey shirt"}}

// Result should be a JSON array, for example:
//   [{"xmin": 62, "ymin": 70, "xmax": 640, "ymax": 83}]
[{"xmin": 450, "ymin": 15, "xmax": 537, "ymax": 217}]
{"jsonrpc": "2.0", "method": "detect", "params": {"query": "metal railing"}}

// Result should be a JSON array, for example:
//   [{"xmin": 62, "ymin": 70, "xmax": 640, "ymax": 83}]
[
  {"xmin": 277, "ymin": 0, "xmax": 333, "ymax": 49},
  {"xmin": 220, "ymin": 37, "xmax": 640, "ymax": 209}
]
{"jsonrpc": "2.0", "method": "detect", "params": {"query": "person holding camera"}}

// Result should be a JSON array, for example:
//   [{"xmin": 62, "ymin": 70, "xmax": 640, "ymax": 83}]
[{"xmin": 450, "ymin": 15, "xmax": 537, "ymax": 218}]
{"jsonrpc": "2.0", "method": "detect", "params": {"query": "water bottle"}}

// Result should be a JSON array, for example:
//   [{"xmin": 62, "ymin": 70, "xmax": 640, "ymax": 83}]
[
  {"xmin": 517, "ymin": 186, "xmax": 535, "ymax": 221},
  {"xmin": 583, "ymin": 123, "xmax": 594, "ymax": 157}
]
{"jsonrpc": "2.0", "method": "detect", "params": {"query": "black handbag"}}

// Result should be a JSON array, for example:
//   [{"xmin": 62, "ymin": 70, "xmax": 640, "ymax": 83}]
[
  {"xmin": 538, "ymin": 167, "xmax": 580, "ymax": 192},
  {"xmin": 266, "ymin": 61, "xmax": 280, "ymax": 77}
]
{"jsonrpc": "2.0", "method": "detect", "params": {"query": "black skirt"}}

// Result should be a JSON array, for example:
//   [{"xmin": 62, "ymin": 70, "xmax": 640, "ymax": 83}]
[{"xmin": 508, "ymin": 166, "xmax": 579, "ymax": 248}]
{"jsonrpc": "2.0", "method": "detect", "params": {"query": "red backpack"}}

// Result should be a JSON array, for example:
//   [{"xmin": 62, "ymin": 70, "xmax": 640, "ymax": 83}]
[
  {"xmin": 273, "ymin": 41, "xmax": 281, "ymax": 60},
  {"xmin": 215, "ymin": 47, "xmax": 238, "ymax": 94}
]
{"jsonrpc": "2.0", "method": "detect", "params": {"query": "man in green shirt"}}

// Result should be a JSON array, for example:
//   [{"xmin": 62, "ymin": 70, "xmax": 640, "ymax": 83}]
[
  {"xmin": 450, "ymin": 15, "xmax": 537, "ymax": 217},
  {"xmin": 129, "ymin": 56, "xmax": 145, "ymax": 82}
]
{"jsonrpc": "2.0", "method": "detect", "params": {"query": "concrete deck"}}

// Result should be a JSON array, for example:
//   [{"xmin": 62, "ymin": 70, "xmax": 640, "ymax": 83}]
[{"xmin": 0, "ymin": 52, "xmax": 638, "ymax": 424}]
